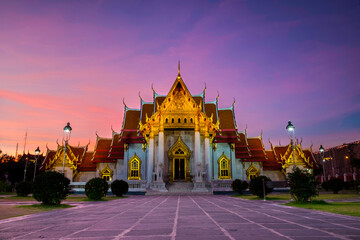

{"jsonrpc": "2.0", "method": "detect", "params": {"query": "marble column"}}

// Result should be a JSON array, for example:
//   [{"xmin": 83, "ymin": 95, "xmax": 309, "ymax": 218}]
[
  {"xmin": 194, "ymin": 130, "xmax": 201, "ymax": 180},
  {"xmin": 204, "ymin": 136, "xmax": 211, "ymax": 182},
  {"xmin": 157, "ymin": 131, "xmax": 164, "ymax": 181},
  {"xmin": 147, "ymin": 136, "xmax": 154, "ymax": 184}
]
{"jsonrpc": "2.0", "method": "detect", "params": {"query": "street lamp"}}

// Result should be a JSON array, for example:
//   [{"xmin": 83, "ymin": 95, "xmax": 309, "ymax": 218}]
[
  {"xmin": 33, "ymin": 147, "xmax": 40, "ymax": 181},
  {"xmin": 23, "ymin": 156, "xmax": 29, "ymax": 182},
  {"xmin": 319, "ymin": 145, "xmax": 325, "ymax": 182},
  {"xmin": 286, "ymin": 120, "xmax": 296, "ymax": 169},
  {"xmin": 62, "ymin": 122, "xmax": 72, "ymax": 175}
]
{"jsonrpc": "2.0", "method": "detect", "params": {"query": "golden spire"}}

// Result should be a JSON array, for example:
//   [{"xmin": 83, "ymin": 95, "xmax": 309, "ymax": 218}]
[{"xmin": 178, "ymin": 61, "xmax": 181, "ymax": 77}]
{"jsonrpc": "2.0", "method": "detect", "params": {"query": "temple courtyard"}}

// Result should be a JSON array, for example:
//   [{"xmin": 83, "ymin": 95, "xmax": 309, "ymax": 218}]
[{"xmin": 0, "ymin": 195, "xmax": 359, "ymax": 240}]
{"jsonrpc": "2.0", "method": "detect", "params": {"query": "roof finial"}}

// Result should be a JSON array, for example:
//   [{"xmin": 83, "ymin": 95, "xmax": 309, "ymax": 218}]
[{"xmin": 178, "ymin": 61, "xmax": 181, "ymax": 76}]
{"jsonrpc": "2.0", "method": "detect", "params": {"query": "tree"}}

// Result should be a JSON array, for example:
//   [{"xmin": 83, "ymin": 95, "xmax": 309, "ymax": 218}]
[
  {"xmin": 287, "ymin": 167, "xmax": 318, "ymax": 202},
  {"xmin": 231, "ymin": 179, "xmax": 248, "ymax": 195},
  {"xmin": 33, "ymin": 171, "xmax": 70, "ymax": 205},
  {"xmin": 328, "ymin": 178, "xmax": 344, "ymax": 194},
  {"xmin": 249, "ymin": 176, "xmax": 273, "ymax": 198},
  {"xmin": 15, "ymin": 181, "xmax": 33, "ymax": 196},
  {"xmin": 111, "ymin": 180, "xmax": 129, "ymax": 197},
  {"xmin": 85, "ymin": 178, "xmax": 109, "ymax": 200}
]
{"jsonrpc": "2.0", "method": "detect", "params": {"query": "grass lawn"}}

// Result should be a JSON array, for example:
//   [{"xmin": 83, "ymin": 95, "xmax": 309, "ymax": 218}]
[
  {"xmin": 234, "ymin": 192, "xmax": 359, "ymax": 201},
  {"xmin": 66, "ymin": 195, "xmax": 127, "ymax": 202},
  {"xmin": 284, "ymin": 200, "xmax": 360, "ymax": 217},
  {"xmin": 0, "ymin": 195, "xmax": 127, "ymax": 202},
  {"xmin": 0, "ymin": 204, "xmax": 73, "ymax": 220}
]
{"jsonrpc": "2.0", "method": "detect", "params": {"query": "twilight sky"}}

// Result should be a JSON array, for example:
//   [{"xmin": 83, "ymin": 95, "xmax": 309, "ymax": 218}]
[{"xmin": 1, "ymin": 0, "xmax": 360, "ymax": 155}]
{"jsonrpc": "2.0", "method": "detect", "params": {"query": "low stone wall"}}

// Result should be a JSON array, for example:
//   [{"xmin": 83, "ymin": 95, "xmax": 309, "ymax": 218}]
[
  {"xmin": 70, "ymin": 180, "xmax": 147, "ymax": 194},
  {"xmin": 211, "ymin": 180, "xmax": 233, "ymax": 192}
]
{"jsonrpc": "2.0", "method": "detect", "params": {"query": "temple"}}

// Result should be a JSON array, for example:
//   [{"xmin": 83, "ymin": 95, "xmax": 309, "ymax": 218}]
[{"xmin": 41, "ymin": 64, "xmax": 318, "ymax": 193}]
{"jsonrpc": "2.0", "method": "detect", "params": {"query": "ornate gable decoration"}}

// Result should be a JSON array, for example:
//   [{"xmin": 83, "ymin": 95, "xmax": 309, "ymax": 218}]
[
  {"xmin": 46, "ymin": 145, "xmax": 80, "ymax": 171},
  {"xmin": 279, "ymin": 143, "xmax": 314, "ymax": 169},
  {"xmin": 139, "ymin": 69, "xmax": 219, "ymax": 142},
  {"xmin": 168, "ymin": 137, "xmax": 191, "ymax": 158}
]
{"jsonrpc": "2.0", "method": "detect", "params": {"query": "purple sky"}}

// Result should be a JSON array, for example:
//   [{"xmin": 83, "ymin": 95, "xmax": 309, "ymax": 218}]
[{"xmin": 1, "ymin": 0, "xmax": 360, "ymax": 155}]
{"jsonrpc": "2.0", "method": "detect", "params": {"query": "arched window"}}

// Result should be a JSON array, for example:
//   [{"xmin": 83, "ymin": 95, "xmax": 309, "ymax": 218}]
[
  {"xmin": 165, "ymin": 118, "xmax": 168, "ymax": 123},
  {"xmin": 246, "ymin": 163, "xmax": 259, "ymax": 180},
  {"xmin": 184, "ymin": 118, "xmax": 187, "ymax": 123},
  {"xmin": 128, "ymin": 154, "xmax": 142, "ymax": 180},
  {"xmin": 217, "ymin": 153, "xmax": 231, "ymax": 179},
  {"xmin": 100, "ymin": 164, "xmax": 113, "ymax": 181},
  {"xmin": 190, "ymin": 118, "xmax": 193, "ymax": 123},
  {"xmin": 178, "ymin": 118, "xmax": 181, "ymax": 123},
  {"xmin": 172, "ymin": 118, "xmax": 174, "ymax": 123}
]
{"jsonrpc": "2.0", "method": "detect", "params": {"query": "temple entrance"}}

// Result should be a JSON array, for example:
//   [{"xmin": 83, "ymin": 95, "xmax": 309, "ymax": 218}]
[
  {"xmin": 174, "ymin": 158, "xmax": 185, "ymax": 181},
  {"xmin": 168, "ymin": 137, "xmax": 191, "ymax": 182}
]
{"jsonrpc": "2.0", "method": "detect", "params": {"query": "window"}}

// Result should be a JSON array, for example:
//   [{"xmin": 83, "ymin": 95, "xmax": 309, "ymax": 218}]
[
  {"xmin": 103, "ymin": 175, "xmax": 110, "ymax": 181},
  {"xmin": 128, "ymin": 154, "xmax": 141, "ymax": 180},
  {"xmin": 172, "ymin": 118, "xmax": 174, "ymax": 123},
  {"xmin": 175, "ymin": 148, "xmax": 185, "ymax": 155},
  {"xmin": 246, "ymin": 163, "xmax": 259, "ymax": 180},
  {"xmin": 178, "ymin": 118, "xmax": 181, "ymax": 123},
  {"xmin": 218, "ymin": 153, "xmax": 231, "ymax": 179},
  {"xmin": 184, "ymin": 118, "xmax": 187, "ymax": 123},
  {"xmin": 165, "ymin": 118, "xmax": 168, "ymax": 123},
  {"xmin": 190, "ymin": 118, "xmax": 193, "ymax": 123},
  {"xmin": 100, "ymin": 164, "xmax": 113, "ymax": 181}
]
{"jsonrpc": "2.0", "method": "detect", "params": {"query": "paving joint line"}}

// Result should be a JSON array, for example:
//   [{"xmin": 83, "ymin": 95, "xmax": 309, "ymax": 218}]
[
  {"xmin": 216, "ymin": 197, "xmax": 350, "ymax": 240},
  {"xmin": 189, "ymin": 196, "xmax": 235, "ymax": 240},
  {"xmin": 60, "ymin": 196, "xmax": 162, "ymax": 240},
  {"xmin": 200, "ymin": 196, "xmax": 293, "ymax": 240},
  {"xmin": 170, "ymin": 196, "xmax": 180, "ymax": 240},
  {"xmin": 113, "ymin": 196, "xmax": 170, "ymax": 240}
]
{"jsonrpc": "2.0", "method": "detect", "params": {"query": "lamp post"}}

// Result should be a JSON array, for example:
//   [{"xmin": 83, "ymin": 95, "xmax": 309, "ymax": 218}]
[
  {"xmin": 62, "ymin": 122, "xmax": 72, "ymax": 175},
  {"xmin": 319, "ymin": 145, "xmax": 325, "ymax": 182},
  {"xmin": 33, "ymin": 147, "xmax": 40, "ymax": 181},
  {"xmin": 286, "ymin": 120, "xmax": 296, "ymax": 170},
  {"xmin": 23, "ymin": 156, "xmax": 29, "ymax": 182}
]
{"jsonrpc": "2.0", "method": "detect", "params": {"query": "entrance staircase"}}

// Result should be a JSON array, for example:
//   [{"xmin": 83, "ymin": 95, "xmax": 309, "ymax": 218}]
[{"xmin": 146, "ymin": 182, "xmax": 212, "ymax": 195}]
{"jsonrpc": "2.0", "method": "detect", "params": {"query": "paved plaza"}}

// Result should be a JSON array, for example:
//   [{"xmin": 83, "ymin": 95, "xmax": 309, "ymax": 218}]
[{"xmin": 0, "ymin": 195, "xmax": 359, "ymax": 240}]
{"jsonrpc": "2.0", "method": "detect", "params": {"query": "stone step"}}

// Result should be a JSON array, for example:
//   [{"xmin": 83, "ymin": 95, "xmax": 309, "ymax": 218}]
[
  {"xmin": 167, "ymin": 182, "xmax": 194, "ymax": 192},
  {"xmin": 145, "ymin": 182, "xmax": 213, "ymax": 195},
  {"xmin": 145, "ymin": 189, "xmax": 213, "ymax": 196}
]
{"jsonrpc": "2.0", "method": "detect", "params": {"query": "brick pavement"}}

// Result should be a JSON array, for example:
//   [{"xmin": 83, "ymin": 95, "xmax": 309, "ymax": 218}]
[{"xmin": 0, "ymin": 195, "xmax": 359, "ymax": 240}]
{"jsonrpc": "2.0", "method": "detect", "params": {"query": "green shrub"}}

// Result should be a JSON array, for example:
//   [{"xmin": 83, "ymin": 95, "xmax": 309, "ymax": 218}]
[
  {"xmin": 288, "ymin": 167, "xmax": 318, "ymax": 202},
  {"xmin": 111, "ymin": 180, "xmax": 129, "ymax": 197},
  {"xmin": 85, "ymin": 178, "xmax": 109, "ymax": 200},
  {"xmin": 343, "ymin": 180, "xmax": 352, "ymax": 190},
  {"xmin": 15, "ymin": 181, "xmax": 32, "ymax": 196},
  {"xmin": 33, "ymin": 171, "xmax": 70, "ymax": 205},
  {"xmin": 249, "ymin": 176, "xmax": 273, "ymax": 198},
  {"xmin": 321, "ymin": 181, "xmax": 329, "ymax": 191},
  {"xmin": 328, "ymin": 178, "xmax": 344, "ymax": 194},
  {"xmin": 0, "ymin": 181, "xmax": 12, "ymax": 192},
  {"xmin": 231, "ymin": 179, "xmax": 248, "ymax": 195}
]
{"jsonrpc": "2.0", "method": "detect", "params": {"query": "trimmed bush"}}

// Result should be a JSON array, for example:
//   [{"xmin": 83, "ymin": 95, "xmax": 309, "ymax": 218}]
[
  {"xmin": 231, "ymin": 179, "xmax": 248, "ymax": 195},
  {"xmin": 33, "ymin": 171, "xmax": 70, "ymax": 205},
  {"xmin": 15, "ymin": 181, "xmax": 32, "ymax": 196},
  {"xmin": 111, "ymin": 180, "xmax": 129, "ymax": 197},
  {"xmin": 321, "ymin": 181, "xmax": 329, "ymax": 191},
  {"xmin": 249, "ymin": 176, "xmax": 273, "ymax": 198},
  {"xmin": 288, "ymin": 167, "xmax": 318, "ymax": 202},
  {"xmin": 328, "ymin": 178, "xmax": 344, "ymax": 194},
  {"xmin": 85, "ymin": 178, "xmax": 109, "ymax": 200},
  {"xmin": 0, "ymin": 181, "xmax": 12, "ymax": 192}
]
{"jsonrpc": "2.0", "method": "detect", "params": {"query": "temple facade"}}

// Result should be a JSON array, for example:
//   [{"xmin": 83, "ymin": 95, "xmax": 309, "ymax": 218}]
[{"xmin": 41, "ymin": 65, "xmax": 318, "ymax": 193}]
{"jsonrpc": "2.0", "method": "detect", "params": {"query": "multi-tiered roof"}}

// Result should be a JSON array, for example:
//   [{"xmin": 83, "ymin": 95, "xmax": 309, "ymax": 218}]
[{"xmin": 41, "ymin": 66, "xmax": 318, "ymax": 174}]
